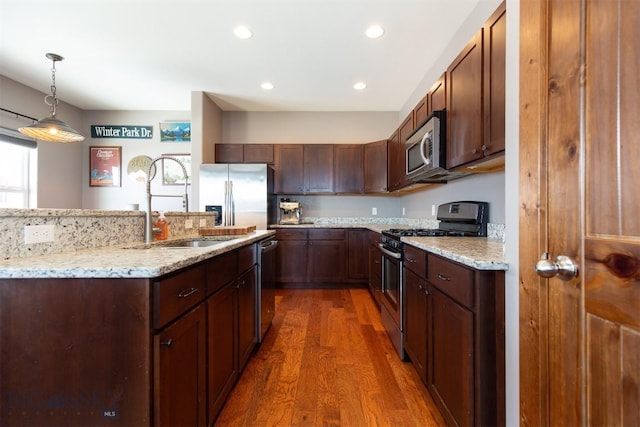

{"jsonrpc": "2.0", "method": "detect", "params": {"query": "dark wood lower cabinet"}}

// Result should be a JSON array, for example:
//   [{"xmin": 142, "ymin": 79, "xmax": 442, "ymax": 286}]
[
  {"xmin": 403, "ymin": 268, "xmax": 429, "ymax": 383},
  {"xmin": 428, "ymin": 286, "xmax": 474, "ymax": 426},
  {"xmin": 403, "ymin": 248, "xmax": 505, "ymax": 427},
  {"xmin": 237, "ymin": 266, "xmax": 258, "ymax": 371},
  {"xmin": 0, "ymin": 243, "xmax": 260, "ymax": 427},
  {"xmin": 275, "ymin": 228, "xmax": 368, "ymax": 286},
  {"xmin": 155, "ymin": 303, "xmax": 207, "ymax": 427},
  {"xmin": 207, "ymin": 282, "xmax": 237, "ymax": 425}
]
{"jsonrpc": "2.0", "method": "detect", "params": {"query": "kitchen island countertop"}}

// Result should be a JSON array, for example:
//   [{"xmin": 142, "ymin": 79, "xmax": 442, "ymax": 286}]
[{"xmin": 0, "ymin": 230, "xmax": 274, "ymax": 279}]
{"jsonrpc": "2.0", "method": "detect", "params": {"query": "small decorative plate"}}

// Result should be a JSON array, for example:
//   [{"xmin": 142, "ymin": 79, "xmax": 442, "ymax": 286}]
[{"xmin": 127, "ymin": 155, "xmax": 156, "ymax": 182}]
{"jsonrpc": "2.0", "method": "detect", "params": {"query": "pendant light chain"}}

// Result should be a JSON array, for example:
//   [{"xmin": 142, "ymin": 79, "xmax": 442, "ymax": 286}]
[{"xmin": 45, "ymin": 57, "xmax": 60, "ymax": 117}]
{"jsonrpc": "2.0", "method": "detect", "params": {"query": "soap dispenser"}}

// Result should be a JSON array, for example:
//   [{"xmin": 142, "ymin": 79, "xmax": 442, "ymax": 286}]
[{"xmin": 155, "ymin": 212, "xmax": 168, "ymax": 240}]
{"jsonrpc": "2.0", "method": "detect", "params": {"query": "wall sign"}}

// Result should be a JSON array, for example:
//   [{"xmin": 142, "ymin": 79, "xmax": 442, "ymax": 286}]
[{"xmin": 90, "ymin": 125, "xmax": 153, "ymax": 139}]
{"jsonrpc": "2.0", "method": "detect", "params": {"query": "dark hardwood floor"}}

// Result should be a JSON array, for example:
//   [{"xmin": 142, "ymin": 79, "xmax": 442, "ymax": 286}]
[{"xmin": 215, "ymin": 288, "xmax": 445, "ymax": 426}]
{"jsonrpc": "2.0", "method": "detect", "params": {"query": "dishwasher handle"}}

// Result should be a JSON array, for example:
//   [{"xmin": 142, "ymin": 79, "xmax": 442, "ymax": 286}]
[{"xmin": 260, "ymin": 239, "xmax": 279, "ymax": 253}]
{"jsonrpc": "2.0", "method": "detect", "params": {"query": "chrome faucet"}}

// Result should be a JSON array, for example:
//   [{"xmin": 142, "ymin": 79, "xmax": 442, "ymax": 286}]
[{"xmin": 145, "ymin": 156, "xmax": 189, "ymax": 243}]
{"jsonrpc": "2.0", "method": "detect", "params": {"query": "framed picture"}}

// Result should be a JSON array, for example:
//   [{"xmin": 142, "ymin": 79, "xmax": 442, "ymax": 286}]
[
  {"xmin": 159, "ymin": 121, "xmax": 191, "ymax": 142},
  {"xmin": 162, "ymin": 154, "xmax": 191, "ymax": 185},
  {"xmin": 89, "ymin": 146, "xmax": 121, "ymax": 187}
]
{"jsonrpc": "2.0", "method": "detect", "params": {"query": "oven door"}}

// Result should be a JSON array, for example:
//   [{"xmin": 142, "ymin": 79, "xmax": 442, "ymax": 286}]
[{"xmin": 378, "ymin": 243, "xmax": 403, "ymax": 328}]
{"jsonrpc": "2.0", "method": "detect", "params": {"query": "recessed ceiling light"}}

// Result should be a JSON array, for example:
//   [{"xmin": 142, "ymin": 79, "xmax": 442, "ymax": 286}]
[
  {"xmin": 365, "ymin": 25, "xmax": 384, "ymax": 39},
  {"xmin": 353, "ymin": 82, "xmax": 367, "ymax": 90},
  {"xmin": 261, "ymin": 82, "xmax": 274, "ymax": 90},
  {"xmin": 234, "ymin": 25, "xmax": 253, "ymax": 39}
]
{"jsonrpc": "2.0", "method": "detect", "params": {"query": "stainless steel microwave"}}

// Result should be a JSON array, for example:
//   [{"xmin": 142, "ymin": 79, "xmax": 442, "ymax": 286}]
[{"xmin": 405, "ymin": 110, "xmax": 470, "ymax": 183}]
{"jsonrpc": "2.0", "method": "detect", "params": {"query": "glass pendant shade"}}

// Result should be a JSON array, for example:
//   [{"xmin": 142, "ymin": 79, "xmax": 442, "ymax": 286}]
[
  {"xmin": 18, "ymin": 53, "xmax": 85, "ymax": 143},
  {"xmin": 19, "ymin": 116, "xmax": 85, "ymax": 143}
]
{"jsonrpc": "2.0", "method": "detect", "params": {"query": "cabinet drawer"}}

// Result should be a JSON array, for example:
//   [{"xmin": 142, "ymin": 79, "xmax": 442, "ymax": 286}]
[
  {"xmin": 404, "ymin": 245, "xmax": 427, "ymax": 278},
  {"xmin": 368, "ymin": 231, "xmax": 381, "ymax": 246},
  {"xmin": 238, "ymin": 244, "xmax": 256, "ymax": 273},
  {"xmin": 207, "ymin": 251, "xmax": 238, "ymax": 295},
  {"xmin": 154, "ymin": 264, "xmax": 206, "ymax": 329},
  {"xmin": 308, "ymin": 228, "xmax": 345, "ymax": 240},
  {"xmin": 428, "ymin": 255, "xmax": 474, "ymax": 308},
  {"xmin": 275, "ymin": 229, "xmax": 308, "ymax": 240}
]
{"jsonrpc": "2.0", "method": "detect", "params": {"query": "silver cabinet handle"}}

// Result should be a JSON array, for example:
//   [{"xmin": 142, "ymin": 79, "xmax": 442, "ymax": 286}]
[
  {"xmin": 535, "ymin": 252, "xmax": 579, "ymax": 281},
  {"xmin": 436, "ymin": 273, "xmax": 450, "ymax": 282},
  {"xmin": 160, "ymin": 339, "xmax": 173, "ymax": 347},
  {"xmin": 178, "ymin": 287, "xmax": 199, "ymax": 298}
]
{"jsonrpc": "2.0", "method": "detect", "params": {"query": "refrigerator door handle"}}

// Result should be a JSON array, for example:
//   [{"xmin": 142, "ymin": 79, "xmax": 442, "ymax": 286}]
[{"xmin": 229, "ymin": 180, "xmax": 235, "ymax": 226}]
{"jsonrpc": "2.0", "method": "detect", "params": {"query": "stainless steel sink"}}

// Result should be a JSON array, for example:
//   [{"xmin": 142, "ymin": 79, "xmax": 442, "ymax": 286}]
[{"xmin": 159, "ymin": 239, "xmax": 227, "ymax": 248}]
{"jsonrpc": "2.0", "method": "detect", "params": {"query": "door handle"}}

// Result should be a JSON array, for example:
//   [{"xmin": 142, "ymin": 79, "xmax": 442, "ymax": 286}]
[{"xmin": 535, "ymin": 252, "xmax": 579, "ymax": 281}]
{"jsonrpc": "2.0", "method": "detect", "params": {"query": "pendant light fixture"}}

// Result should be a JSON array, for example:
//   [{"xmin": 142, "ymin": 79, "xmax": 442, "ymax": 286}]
[{"xmin": 19, "ymin": 53, "xmax": 85, "ymax": 143}]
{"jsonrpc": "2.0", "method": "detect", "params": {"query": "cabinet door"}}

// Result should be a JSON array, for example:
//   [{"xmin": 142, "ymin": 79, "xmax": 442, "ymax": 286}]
[
  {"xmin": 155, "ymin": 304, "xmax": 206, "ymax": 427},
  {"xmin": 334, "ymin": 144, "xmax": 364, "ymax": 193},
  {"xmin": 274, "ymin": 144, "xmax": 304, "ymax": 193},
  {"xmin": 428, "ymin": 74, "xmax": 446, "ymax": 114},
  {"xmin": 483, "ymin": 2, "xmax": 506, "ymax": 157},
  {"xmin": 275, "ymin": 239, "xmax": 308, "ymax": 283},
  {"xmin": 244, "ymin": 144, "xmax": 274, "ymax": 164},
  {"xmin": 215, "ymin": 144, "xmax": 244, "ymax": 163},
  {"xmin": 428, "ymin": 286, "xmax": 474, "ymax": 427},
  {"xmin": 414, "ymin": 95, "xmax": 429, "ymax": 129},
  {"xmin": 304, "ymin": 144, "xmax": 334, "ymax": 193},
  {"xmin": 206, "ymin": 284, "xmax": 238, "ymax": 424},
  {"xmin": 395, "ymin": 114, "xmax": 414, "ymax": 189},
  {"xmin": 403, "ymin": 268, "xmax": 429, "ymax": 383},
  {"xmin": 237, "ymin": 266, "xmax": 257, "ymax": 371},
  {"xmin": 386, "ymin": 130, "xmax": 401, "ymax": 191},
  {"xmin": 308, "ymin": 240, "xmax": 346, "ymax": 282},
  {"xmin": 347, "ymin": 229, "xmax": 368, "ymax": 281},
  {"xmin": 446, "ymin": 30, "xmax": 484, "ymax": 169},
  {"xmin": 364, "ymin": 140, "xmax": 388, "ymax": 193},
  {"xmin": 368, "ymin": 234, "xmax": 382, "ymax": 304}
]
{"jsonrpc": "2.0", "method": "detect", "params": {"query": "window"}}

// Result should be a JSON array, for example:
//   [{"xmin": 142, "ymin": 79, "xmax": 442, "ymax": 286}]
[{"xmin": 0, "ymin": 139, "xmax": 37, "ymax": 208}]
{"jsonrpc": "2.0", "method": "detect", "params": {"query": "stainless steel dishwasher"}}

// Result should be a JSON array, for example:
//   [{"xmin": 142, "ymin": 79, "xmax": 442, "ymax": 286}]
[{"xmin": 257, "ymin": 236, "xmax": 278, "ymax": 342}]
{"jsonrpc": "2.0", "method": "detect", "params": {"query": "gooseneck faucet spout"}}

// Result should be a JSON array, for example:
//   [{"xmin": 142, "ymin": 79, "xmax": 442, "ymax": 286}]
[{"xmin": 145, "ymin": 156, "xmax": 189, "ymax": 243}]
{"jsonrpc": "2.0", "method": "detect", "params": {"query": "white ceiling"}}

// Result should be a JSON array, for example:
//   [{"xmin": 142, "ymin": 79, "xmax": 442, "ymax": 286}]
[{"xmin": 0, "ymin": 0, "xmax": 500, "ymax": 112}]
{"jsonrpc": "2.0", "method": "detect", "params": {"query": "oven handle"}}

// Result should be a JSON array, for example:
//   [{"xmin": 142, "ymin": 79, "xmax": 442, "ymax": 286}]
[{"xmin": 378, "ymin": 243, "xmax": 402, "ymax": 259}]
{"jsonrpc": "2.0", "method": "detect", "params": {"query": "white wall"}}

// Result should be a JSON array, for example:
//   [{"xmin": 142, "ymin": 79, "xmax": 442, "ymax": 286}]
[
  {"xmin": 0, "ymin": 76, "xmax": 84, "ymax": 208},
  {"xmin": 82, "ymin": 110, "xmax": 190, "ymax": 211}
]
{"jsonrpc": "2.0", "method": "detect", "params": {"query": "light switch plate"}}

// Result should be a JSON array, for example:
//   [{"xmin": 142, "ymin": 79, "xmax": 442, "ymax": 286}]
[
  {"xmin": 199, "ymin": 218, "xmax": 207, "ymax": 227},
  {"xmin": 185, "ymin": 219, "xmax": 193, "ymax": 229}
]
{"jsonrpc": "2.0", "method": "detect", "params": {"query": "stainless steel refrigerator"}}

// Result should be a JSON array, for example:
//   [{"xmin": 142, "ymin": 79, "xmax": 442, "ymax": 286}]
[{"xmin": 199, "ymin": 164, "xmax": 276, "ymax": 230}]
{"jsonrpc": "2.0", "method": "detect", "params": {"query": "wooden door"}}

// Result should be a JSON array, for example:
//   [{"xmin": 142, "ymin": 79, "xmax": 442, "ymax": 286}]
[
  {"xmin": 304, "ymin": 144, "xmax": 334, "ymax": 193},
  {"xmin": 274, "ymin": 144, "xmax": 304, "ymax": 193},
  {"xmin": 334, "ymin": 144, "xmax": 364, "ymax": 193},
  {"xmin": 520, "ymin": 0, "xmax": 640, "ymax": 425}
]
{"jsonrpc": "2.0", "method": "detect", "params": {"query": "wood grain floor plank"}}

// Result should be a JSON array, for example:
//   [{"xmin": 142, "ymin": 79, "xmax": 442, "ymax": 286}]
[{"xmin": 215, "ymin": 288, "xmax": 445, "ymax": 427}]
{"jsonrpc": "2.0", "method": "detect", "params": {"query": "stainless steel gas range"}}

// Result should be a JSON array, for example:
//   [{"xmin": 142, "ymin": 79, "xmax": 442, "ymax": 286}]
[{"xmin": 378, "ymin": 201, "xmax": 489, "ymax": 358}]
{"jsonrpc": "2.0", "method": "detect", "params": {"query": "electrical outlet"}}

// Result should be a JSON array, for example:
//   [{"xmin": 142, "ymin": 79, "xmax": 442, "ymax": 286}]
[
  {"xmin": 432, "ymin": 204, "xmax": 436, "ymax": 216},
  {"xmin": 199, "ymin": 218, "xmax": 207, "ymax": 227},
  {"xmin": 185, "ymin": 219, "xmax": 193, "ymax": 229},
  {"xmin": 402, "ymin": 207, "xmax": 406, "ymax": 216},
  {"xmin": 371, "ymin": 207, "xmax": 377, "ymax": 216},
  {"xmin": 24, "ymin": 224, "xmax": 55, "ymax": 244}
]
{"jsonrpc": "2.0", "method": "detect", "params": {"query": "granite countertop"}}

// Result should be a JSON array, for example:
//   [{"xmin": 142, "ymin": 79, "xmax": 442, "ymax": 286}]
[
  {"xmin": 403, "ymin": 236, "xmax": 507, "ymax": 270},
  {"xmin": 0, "ymin": 230, "xmax": 275, "ymax": 279},
  {"xmin": 271, "ymin": 223, "xmax": 507, "ymax": 271}
]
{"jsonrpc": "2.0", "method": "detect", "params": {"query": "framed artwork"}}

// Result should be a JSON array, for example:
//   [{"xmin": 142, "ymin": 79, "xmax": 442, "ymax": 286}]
[
  {"xmin": 89, "ymin": 146, "xmax": 121, "ymax": 187},
  {"xmin": 162, "ymin": 153, "xmax": 191, "ymax": 185},
  {"xmin": 159, "ymin": 121, "xmax": 191, "ymax": 142}
]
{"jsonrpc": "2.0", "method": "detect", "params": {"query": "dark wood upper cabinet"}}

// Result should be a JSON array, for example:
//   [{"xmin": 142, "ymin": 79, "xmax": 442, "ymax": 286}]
[
  {"xmin": 396, "ymin": 114, "xmax": 415, "ymax": 189},
  {"xmin": 446, "ymin": 1, "xmax": 506, "ymax": 170},
  {"xmin": 303, "ymin": 144, "xmax": 334, "ymax": 193},
  {"xmin": 244, "ymin": 144, "xmax": 274, "ymax": 164},
  {"xmin": 364, "ymin": 140, "xmax": 388, "ymax": 193},
  {"xmin": 215, "ymin": 144, "xmax": 244, "ymax": 163},
  {"xmin": 274, "ymin": 144, "xmax": 304, "ymax": 193},
  {"xmin": 446, "ymin": 30, "xmax": 484, "ymax": 169},
  {"xmin": 483, "ymin": 2, "xmax": 506, "ymax": 157},
  {"xmin": 215, "ymin": 144, "xmax": 274, "ymax": 164},
  {"xmin": 428, "ymin": 74, "xmax": 446, "ymax": 114},
  {"xmin": 414, "ymin": 95, "xmax": 429, "ymax": 129},
  {"xmin": 334, "ymin": 144, "xmax": 364, "ymax": 194}
]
